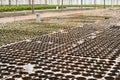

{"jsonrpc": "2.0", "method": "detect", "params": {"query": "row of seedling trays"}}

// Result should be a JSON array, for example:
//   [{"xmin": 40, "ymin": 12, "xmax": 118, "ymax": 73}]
[{"xmin": 0, "ymin": 25, "xmax": 120, "ymax": 80}]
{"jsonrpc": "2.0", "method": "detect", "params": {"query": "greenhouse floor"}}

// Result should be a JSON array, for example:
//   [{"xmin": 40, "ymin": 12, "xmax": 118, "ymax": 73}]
[
  {"xmin": 1, "ymin": 8, "xmax": 120, "ymax": 80},
  {"xmin": 0, "ymin": 18, "xmax": 120, "ymax": 80},
  {"xmin": 0, "ymin": 9, "xmax": 105, "ymax": 23}
]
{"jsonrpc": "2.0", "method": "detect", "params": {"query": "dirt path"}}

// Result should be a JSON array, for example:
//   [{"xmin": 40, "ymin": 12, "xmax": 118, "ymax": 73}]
[{"xmin": 0, "ymin": 9, "xmax": 105, "ymax": 23}]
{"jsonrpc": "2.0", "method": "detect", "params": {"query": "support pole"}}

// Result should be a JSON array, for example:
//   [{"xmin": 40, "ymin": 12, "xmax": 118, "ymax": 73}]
[
  {"xmin": 104, "ymin": 0, "xmax": 106, "ymax": 9},
  {"xmin": 32, "ymin": 0, "xmax": 34, "ymax": 14},
  {"xmin": 81, "ymin": 0, "xmax": 83, "ymax": 8},
  {"xmin": 61, "ymin": 0, "xmax": 63, "ymax": 11},
  {"xmin": 94, "ymin": 0, "xmax": 96, "ymax": 9}
]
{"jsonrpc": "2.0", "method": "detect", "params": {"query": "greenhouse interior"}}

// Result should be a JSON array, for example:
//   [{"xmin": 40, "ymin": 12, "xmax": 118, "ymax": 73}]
[{"xmin": 0, "ymin": 0, "xmax": 120, "ymax": 80}]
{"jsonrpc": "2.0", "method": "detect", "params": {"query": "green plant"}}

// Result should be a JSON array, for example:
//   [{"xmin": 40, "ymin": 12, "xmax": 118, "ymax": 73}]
[{"xmin": 0, "ymin": 4, "xmax": 119, "ymax": 12}]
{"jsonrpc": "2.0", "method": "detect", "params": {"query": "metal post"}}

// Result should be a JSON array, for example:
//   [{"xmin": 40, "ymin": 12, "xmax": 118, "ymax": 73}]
[
  {"xmin": 61, "ymin": 0, "xmax": 63, "ymax": 11},
  {"xmin": 32, "ymin": 0, "xmax": 34, "ymax": 14},
  {"xmin": 9, "ymin": 0, "xmax": 11, "ymax": 6},
  {"xmin": 29, "ymin": 0, "xmax": 31, "ymax": 5},
  {"xmin": 104, "ymin": 0, "xmax": 106, "ymax": 9},
  {"xmin": 94, "ymin": 0, "xmax": 96, "ymax": 9},
  {"xmin": 45, "ymin": 0, "xmax": 47, "ymax": 5},
  {"xmin": 81, "ymin": 0, "xmax": 83, "ymax": 8}
]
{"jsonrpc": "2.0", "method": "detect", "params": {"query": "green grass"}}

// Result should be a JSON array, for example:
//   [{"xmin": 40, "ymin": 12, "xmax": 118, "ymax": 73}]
[{"xmin": 0, "ymin": 4, "xmax": 120, "ymax": 12}]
